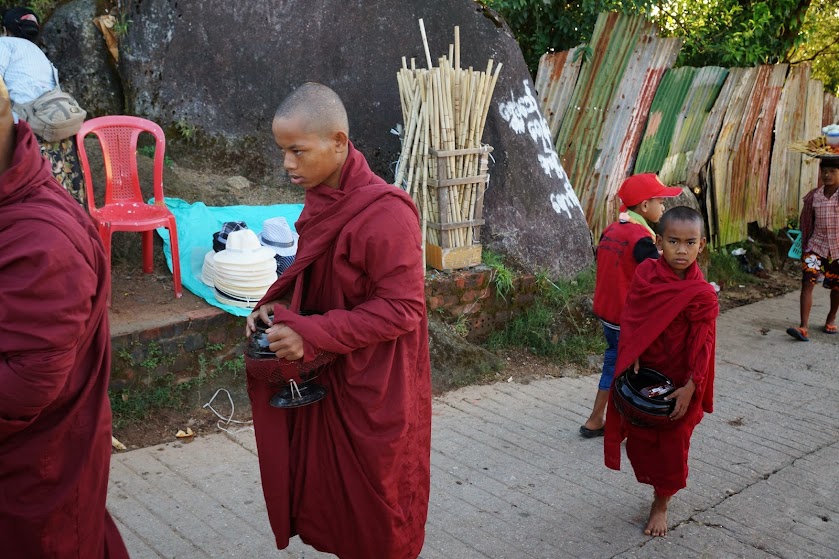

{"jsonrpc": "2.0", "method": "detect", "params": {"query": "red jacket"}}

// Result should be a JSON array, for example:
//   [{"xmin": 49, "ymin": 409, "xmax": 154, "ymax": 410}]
[{"xmin": 592, "ymin": 220, "xmax": 658, "ymax": 325}]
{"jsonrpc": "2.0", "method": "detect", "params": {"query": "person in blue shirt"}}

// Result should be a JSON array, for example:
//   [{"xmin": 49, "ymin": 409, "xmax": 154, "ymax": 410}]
[{"xmin": 0, "ymin": 7, "xmax": 84, "ymax": 205}]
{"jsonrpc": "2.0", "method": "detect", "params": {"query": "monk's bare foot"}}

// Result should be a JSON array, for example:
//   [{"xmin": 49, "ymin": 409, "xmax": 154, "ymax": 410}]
[{"xmin": 643, "ymin": 494, "xmax": 670, "ymax": 537}]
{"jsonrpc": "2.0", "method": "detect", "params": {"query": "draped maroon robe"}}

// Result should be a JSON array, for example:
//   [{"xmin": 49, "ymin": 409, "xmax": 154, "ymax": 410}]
[
  {"xmin": 0, "ymin": 122, "xmax": 128, "ymax": 557},
  {"xmin": 247, "ymin": 142, "xmax": 431, "ymax": 559},
  {"xmin": 604, "ymin": 257, "xmax": 718, "ymax": 496}
]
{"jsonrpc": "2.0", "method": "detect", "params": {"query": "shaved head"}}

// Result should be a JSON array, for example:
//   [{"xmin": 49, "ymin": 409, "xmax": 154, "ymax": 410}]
[
  {"xmin": 659, "ymin": 206, "xmax": 705, "ymax": 237},
  {"xmin": 274, "ymin": 82, "xmax": 349, "ymax": 137}
]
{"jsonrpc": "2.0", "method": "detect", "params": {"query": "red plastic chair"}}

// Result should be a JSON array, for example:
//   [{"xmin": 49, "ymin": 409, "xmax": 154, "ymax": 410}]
[{"xmin": 77, "ymin": 116, "xmax": 183, "ymax": 304}]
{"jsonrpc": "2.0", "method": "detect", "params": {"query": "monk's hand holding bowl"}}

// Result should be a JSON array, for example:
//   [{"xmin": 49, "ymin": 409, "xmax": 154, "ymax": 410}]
[
  {"xmin": 665, "ymin": 378, "xmax": 696, "ymax": 421},
  {"xmin": 267, "ymin": 324, "xmax": 304, "ymax": 361},
  {"xmin": 245, "ymin": 299, "xmax": 289, "ymax": 335}
]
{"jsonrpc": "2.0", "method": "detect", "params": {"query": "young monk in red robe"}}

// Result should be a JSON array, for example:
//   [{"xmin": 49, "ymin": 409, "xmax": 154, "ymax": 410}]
[
  {"xmin": 604, "ymin": 205, "xmax": 718, "ymax": 537},
  {"xmin": 245, "ymin": 83, "xmax": 431, "ymax": 559},
  {"xmin": 0, "ymin": 78, "xmax": 129, "ymax": 557}
]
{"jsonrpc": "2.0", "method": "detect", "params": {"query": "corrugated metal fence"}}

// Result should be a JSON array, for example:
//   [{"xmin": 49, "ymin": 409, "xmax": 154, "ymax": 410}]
[{"xmin": 535, "ymin": 12, "xmax": 839, "ymax": 246}]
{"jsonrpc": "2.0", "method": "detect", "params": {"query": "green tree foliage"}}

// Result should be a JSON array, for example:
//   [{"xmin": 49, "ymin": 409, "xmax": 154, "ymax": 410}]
[
  {"xmin": 485, "ymin": 0, "xmax": 838, "ymax": 94},
  {"xmin": 480, "ymin": 0, "xmax": 657, "ymax": 75},
  {"xmin": 657, "ymin": 0, "xmax": 813, "ymax": 67},
  {"xmin": 788, "ymin": 0, "xmax": 839, "ymax": 94}
]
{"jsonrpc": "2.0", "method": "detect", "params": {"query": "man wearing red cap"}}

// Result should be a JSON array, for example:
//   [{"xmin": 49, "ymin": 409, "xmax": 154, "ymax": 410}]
[{"xmin": 580, "ymin": 173, "xmax": 682, "ymax": 438}]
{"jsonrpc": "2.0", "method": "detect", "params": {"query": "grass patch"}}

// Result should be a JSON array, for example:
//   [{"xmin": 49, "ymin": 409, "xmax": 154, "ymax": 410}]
[
  {"xmin": 485, "ymin": 266, "xmax": 604, "ymax": 364},
  {"xmin": 110, "ymin": 374, "xmax": 196, "ymax": 430},
  {"xmin": 110, "ymin": 354, "xmax": 243, "ymax": 430},
  {"xmin": 707, "ymin": 248, "xmax": 758, "ymax": 287},
  {"xmin": 482, "ymin": 249, "xmax": 515, "ymax": 300}
]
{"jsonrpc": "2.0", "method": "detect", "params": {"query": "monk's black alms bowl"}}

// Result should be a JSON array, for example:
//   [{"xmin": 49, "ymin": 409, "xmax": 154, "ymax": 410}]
[
  {"xmin": 612, "ymin": 367, "xmax": 677, "ymax": 428},
  {"xmin": 243, "ymin": 312, "xmax": 336, "ymax": 408}
]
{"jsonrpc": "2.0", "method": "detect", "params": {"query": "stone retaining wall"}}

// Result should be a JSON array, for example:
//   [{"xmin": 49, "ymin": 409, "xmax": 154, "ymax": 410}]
[
  {"xmin": 111, "ymin": 308, "xmax": 245, "ymax": 390},
  {"xmin": 425, "ymin": 266, "xmax": 538, "ymax": 342},
  {"xmin": 111, "ymin": 267, "xmax": 538, "ymax": 388}
]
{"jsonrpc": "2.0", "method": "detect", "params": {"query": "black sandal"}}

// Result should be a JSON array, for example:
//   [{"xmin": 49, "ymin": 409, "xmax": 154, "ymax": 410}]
[{"xmin": 579, "ymin": 425, "xmax": 605, "ymax": 438}]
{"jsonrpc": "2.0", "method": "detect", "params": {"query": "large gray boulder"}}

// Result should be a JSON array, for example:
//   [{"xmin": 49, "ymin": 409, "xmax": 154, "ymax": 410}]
[
  {"xmin": 41, "ymin": 0, "xmax": 124, "ymax": 117},
  {"xmin": 119, "ymin": 0, "xmax": 593, "ymax": 278}
]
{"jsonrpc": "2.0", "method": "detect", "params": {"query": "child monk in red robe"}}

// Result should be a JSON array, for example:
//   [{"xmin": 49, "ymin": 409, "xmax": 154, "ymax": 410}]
[
  {"xmin": 245, "ymin": 83, "xmax": 431, "ymax": 559},
  {"xmin": 0, "ymin": 78, "xmax": 129, "ymax": 556},
  {"xmin": 604, "ymin": 205, "xmax": 719, "ymax": 537}
]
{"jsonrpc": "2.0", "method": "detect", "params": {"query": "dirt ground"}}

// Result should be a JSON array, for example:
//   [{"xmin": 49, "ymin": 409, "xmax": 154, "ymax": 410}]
[{"xmin": 107, "ymin": 157, "xmax": 804, "ymax": 451}]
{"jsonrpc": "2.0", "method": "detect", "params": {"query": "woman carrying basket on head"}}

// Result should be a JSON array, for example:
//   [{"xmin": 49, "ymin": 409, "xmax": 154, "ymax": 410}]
[
  {"xmin": 0, "ymin": 7, "xmax": 85, "ymax": 205},
  {"xmin": 786, "ymin": 157, "xmax": 839, "ymax": 341}
]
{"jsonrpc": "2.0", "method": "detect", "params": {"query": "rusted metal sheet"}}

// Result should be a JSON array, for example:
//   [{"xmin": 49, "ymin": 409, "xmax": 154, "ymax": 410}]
[
  {"xmin": 634, "ymin": 67, "xmax": 696, "ymax": 174},
  {"xmin": 707, "ymin": 67, "xmax": 760, "ymax": 246},
  {"xmin": 750, "ymin": 65, "xmax": 788, "ymax": 227},
  {"xmin": 581, "ymin": 34, "xmax": 682, "ymax": 236},
  {"xmin": 535, "ymin": 48, "xmax": 583, "ymax": 145},
  {"xmin": 554, "ymin": 13, "xmax": 655, "ymax": 192},
  {"xmin": 692, "ymin": 68, "xmax": 740, "ymax": 242},
  {"xmin": 767, "ymin": 64, "xmax": 811, "ymax": 230},
  {"xmin": 657, "ymin": 66, "xmax": 729, "ymax": 186},
  {"xmin": 533, "ymin": 11, "xmax": 835, "ymax": 245},
  {"xmin": 708, "ymin": 64, "xmax": 786, "ymax": 245}
]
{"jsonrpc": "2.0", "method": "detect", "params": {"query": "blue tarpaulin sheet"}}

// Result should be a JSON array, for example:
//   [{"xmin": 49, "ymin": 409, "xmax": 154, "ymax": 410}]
[{"xmin": 154, "ymin": 198, "xmax": 304, "ymax": 316}]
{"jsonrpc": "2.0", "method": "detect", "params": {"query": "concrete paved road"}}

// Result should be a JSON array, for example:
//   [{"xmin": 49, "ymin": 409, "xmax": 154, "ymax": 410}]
[{"xmin": 108, "ymin": 291, "xmax": 839, "ymax": 558}]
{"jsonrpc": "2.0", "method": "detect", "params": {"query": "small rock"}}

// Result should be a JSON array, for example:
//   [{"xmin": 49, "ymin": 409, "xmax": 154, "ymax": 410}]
[{"xmin": 225, "ymin": 176, "xmax": 252, "ymax": 190}]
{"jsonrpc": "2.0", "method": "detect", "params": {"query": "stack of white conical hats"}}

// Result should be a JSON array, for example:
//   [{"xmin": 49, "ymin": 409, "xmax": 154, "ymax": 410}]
[
  {"xmin": 200, "ymin": 250, "xmax": 216, "ymax": 287},
  {"xmin": 212, "ymin": 229, "xmax": 277, "ymax": 308}
]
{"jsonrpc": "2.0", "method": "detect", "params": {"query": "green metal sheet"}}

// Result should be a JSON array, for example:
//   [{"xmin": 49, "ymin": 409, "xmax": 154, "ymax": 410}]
[
  {"xmin": 634, "ymin": 67, "xmax": 697, "ymax": 174},
  {"xmin": 658, "ymin": 66, "xmax": 729, "ymax": 186}
]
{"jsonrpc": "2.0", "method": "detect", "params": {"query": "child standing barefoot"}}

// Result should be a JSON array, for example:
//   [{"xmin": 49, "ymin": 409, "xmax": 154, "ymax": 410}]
[{"xmin": 604, "ymin": 206, "xmax": 718, "ymax": 537}]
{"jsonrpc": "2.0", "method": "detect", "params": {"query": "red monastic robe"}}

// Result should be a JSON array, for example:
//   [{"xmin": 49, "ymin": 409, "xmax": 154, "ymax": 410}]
[
  {"xmin": 0, "ymin": 123, "xmax": 128, "ymax": 557},
  {"xmin": 248, "ymin": 143, "xmax": 432, "ymax": 559},
  {"xmin": 604, "ymin": 257, "xmax": 718, "ymax": 496}
]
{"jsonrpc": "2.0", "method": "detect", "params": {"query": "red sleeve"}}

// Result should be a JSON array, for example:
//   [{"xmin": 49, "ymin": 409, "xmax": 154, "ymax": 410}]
[
  {"xmin": 279, "ymin": 200, "xmax": 425, "ymax": 359},
  {"xmin": 0, "ymin": 222, "xmax": 95, "ymax": 439},
  {"xmin": 685, "ymin": 317, "xmax": 714, "ymax": 389},
  {"xmin": 683, "ymin": 290, "xmax": 718, "ymax": 390}
]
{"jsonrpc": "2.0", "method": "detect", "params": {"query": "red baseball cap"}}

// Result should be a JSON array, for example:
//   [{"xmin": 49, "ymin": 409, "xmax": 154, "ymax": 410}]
[{"xmin": 617, "ymin": 173, "xmax": 682, "ymax": 212}]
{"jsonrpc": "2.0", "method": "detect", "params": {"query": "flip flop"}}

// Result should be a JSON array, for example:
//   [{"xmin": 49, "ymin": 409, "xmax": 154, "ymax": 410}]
[
  {"xmin": 786, "ymin": 327, "xmax": 809, "ymax": 341},
  {"xmin": 579, "ymin": 425, "xmax": 605, "ymax": 438},
  {"xmin": 824, "ymin": 324, "xmax": 838, "ymax": 335}
]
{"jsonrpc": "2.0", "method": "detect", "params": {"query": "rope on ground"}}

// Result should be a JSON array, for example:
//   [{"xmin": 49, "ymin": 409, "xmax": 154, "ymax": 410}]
[{"xmin": 202, "ymin": 388, "xmax": 254, "ymax": 434}]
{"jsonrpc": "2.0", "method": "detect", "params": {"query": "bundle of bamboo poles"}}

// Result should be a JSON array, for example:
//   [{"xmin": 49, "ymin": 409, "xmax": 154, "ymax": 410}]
[{"xmin": 394, "ymin": 20, "xmax": 502, "ymax": 250}]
